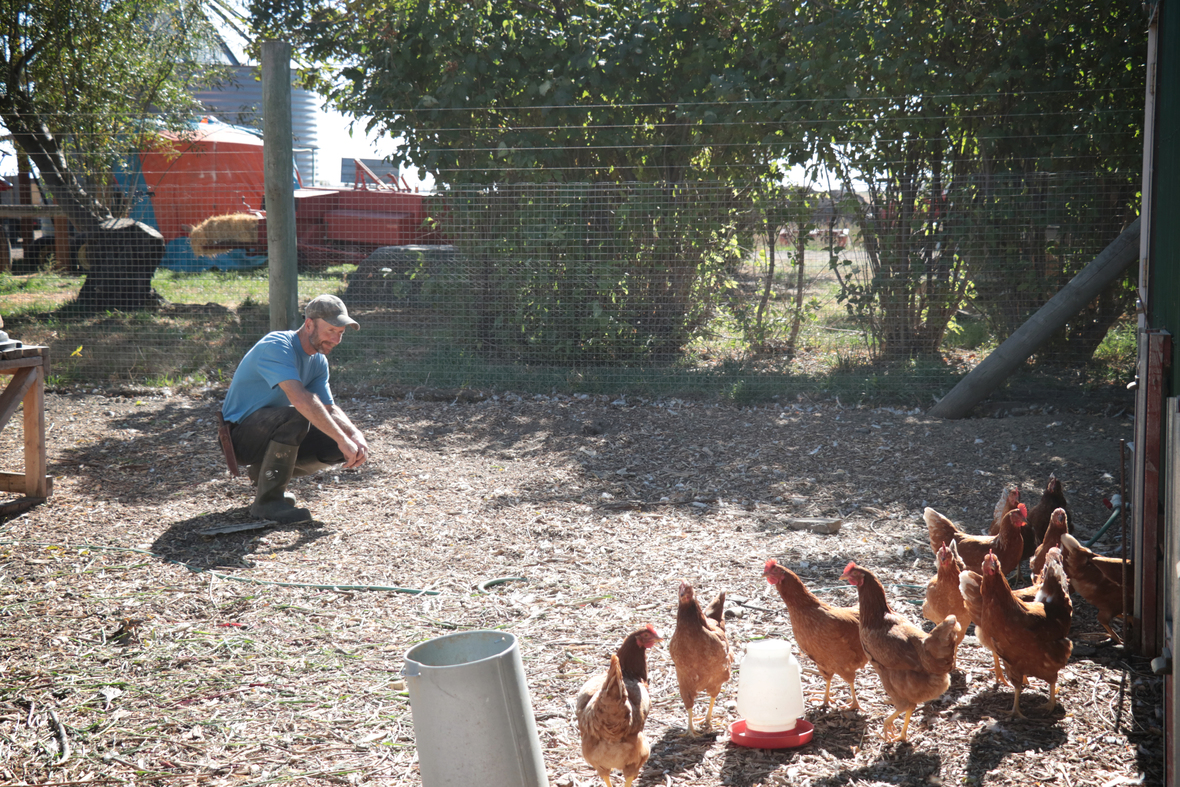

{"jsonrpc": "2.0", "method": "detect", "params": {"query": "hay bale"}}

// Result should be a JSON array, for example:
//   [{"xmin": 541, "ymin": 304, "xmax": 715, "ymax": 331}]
[{"xmin": 188, "ymin": 213, "xmax": 261, "ymax": 256}]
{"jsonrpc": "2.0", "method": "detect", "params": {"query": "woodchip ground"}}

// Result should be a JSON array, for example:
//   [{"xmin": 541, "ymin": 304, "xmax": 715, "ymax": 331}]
[{"xmin": 0, "ymin": 384, "xmax": 1162, "ymax": 786}]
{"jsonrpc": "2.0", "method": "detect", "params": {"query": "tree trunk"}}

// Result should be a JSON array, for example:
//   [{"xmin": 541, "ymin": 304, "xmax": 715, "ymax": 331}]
[
  {"xmin": 928, "ymin": 217, "xmax": 1140, "ymax": 419},
  {"xmin": 73, "ymin": 219, "xmax": 166, "ymax": 312},
  {"xmin": 755, "ymin": 233, "xmax": 776, "ymax": 330},
  {"xmin": 784, "ymin": 230, "xmax": 807, "ymax": 359}
]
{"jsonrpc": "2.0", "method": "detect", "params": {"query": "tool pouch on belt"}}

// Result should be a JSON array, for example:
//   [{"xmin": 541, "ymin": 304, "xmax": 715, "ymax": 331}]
[{"xmin": 216, "ymin": 411, "xmax": 241, "ymax": 477}]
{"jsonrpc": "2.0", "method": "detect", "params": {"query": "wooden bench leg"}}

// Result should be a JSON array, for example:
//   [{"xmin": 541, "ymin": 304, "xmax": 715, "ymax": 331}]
[{"xmin": 24, "ymin": 365, "xmax": 47, "ymax": 498}]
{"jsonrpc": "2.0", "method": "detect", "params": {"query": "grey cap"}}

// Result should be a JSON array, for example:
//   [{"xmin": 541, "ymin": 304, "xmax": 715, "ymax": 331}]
[{"xmin": 305, "ymin": 294, "xmax": 359, "ymax": 330}]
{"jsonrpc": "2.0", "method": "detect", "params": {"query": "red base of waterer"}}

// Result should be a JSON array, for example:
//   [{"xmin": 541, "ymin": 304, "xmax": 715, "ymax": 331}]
[{"xmin": 728, "ymin": 718, "xmax": 814, "ymax": 749}]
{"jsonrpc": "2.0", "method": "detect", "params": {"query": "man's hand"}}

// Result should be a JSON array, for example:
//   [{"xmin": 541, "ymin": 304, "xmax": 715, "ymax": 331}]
[
  {"xmin": 278, "ymin": 381, "xmax": 370, "ymax": 469},
  {"xmin": 339, "ymin": 433, "xmax": 368, "ymax": 468},
  {"xmin": 334, "ymin": 407, "xmax": 369, "ymax": 469}
]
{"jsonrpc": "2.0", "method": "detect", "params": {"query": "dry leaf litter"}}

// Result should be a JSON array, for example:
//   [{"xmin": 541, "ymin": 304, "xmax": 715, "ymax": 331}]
[{"xmin": 0, "ymin": 385, "xmax": 1163, "ymax": 787}]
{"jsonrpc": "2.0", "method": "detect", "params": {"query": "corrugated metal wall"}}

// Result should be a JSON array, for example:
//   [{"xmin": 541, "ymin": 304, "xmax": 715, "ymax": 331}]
[
  {"xmin": 193, "ymin": 65, "xmax": 323, "ymax": 186},
  {"xmin": 1150, "ymin": 2, "xmax": 1180, "ymax": 364},
  {"xmin": 1143, "ymin": 1, "xmax": 1176, "ymax": 780}
]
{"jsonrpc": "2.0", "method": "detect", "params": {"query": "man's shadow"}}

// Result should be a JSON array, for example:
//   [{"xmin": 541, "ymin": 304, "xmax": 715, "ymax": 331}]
[{"xmin": 149, "ymin": 507, "xmax": 330, "ymax": 571}]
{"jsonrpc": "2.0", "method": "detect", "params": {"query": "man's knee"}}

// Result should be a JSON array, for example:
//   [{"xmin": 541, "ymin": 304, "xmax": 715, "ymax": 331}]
[
  {"xmin": 231, "ymin": 407, "xmax": 312, "ymax": 466},
  {"xmin": 271, "ymin": 411, "xmax": 311, "ymax": 446}
]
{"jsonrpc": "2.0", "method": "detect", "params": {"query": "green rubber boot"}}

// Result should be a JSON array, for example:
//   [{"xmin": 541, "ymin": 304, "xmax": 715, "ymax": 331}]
[{"xmin": 249, "ymin": 441, "xmax": 312, "ymax": 523}]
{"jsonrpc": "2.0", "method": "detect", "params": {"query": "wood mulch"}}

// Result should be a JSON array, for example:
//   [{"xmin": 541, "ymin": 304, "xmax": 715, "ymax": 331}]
[{"xmin": 0, "ymin": 384, "xmax": 1163, "ymax": 786}]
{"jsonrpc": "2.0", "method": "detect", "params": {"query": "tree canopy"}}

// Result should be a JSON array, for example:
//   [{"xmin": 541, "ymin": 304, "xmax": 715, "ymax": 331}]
[
  {"xmin": 1, "ymin": 0, "xmax": 226, "ymax": 236},
  {"xmin": 253, "ymin": 0, "xmax": 1143, "ymax": 361},
  {"xmin": 253, "ymin": 0, "xmax": 834, "ymax": 184},
  {"xmin": 253, "ymin": 0, "xmax": 1143, "ymax": 196}
]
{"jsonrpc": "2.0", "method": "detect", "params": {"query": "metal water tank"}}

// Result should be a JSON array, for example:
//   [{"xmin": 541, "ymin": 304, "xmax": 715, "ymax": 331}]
[{"xmin": 193, "ymin": 64, "xmax": 323, "ymax": 185}]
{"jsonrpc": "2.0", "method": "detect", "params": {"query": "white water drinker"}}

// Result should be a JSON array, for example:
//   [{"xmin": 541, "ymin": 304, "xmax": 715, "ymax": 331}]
[{"xmin": 735, "ymin": 639, "xmax": 805, "ymax": 732}]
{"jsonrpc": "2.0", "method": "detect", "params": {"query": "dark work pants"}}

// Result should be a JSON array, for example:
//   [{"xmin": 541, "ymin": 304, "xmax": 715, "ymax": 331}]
[{"xmin": 229, "ymin": 406, "xmax": 345, "ymax": 467}]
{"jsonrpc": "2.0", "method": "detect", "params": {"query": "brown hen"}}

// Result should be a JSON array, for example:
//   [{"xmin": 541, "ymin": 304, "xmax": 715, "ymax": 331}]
[
  {"xmin": 669, "ymin": 582, "xmax": 733, "ymax": 736},
  {"xmin": 764, "ymin": 558, "xmax": 866, "ymax": 709},
  {"xmin": 922, "ymin": 540, "xmax": 969, "ymax": 670},
  {"xmin": 960, "ymin": 548, "xmax": 1048, "ymax": 686},
  {"xmin": 842, "ymin": 561, "xmax": 960, "ymax": 742},
  {"xmin": 576, "ymin": 625, "xmax": 663, "ymax": 787},
  {"xmin": 1031, "ymin": 507, "xmax": 1070, "ymax": 579},
  {"xmin": 959, "ymin": 549, "xmax": 1072, "ymax": 717},
  {"xmin": 926, "ymin": 503, "xmax": 1028, "ymax": 577},
  {"xmin": 1024, "ymin": 473, "xmax": 1071, "ymax": 559},
  {"xmin": 988, "ymin": 483, "xmax": 1022, "ymax": 535},
  {"xmin": 1060, "ymin": 533, "xmax": 1133, "ymax": 645}
]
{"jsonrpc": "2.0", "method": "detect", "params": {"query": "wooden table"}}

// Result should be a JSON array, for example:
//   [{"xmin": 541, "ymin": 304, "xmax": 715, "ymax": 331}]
[{"xmin": 0, "ymin": 346, "xmax": 51, "ymax": 516}]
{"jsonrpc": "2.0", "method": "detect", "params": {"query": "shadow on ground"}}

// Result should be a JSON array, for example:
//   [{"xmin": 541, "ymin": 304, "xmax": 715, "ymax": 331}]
[{"xmin": 149, "ymin": 508, "xmax": 331, "ymax": 571}]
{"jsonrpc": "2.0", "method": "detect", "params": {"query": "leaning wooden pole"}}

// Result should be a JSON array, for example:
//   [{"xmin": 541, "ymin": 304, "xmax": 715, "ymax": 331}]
[{"xmin": 928, "ymin": 216, "xmax": 1141, "ymax": 419}]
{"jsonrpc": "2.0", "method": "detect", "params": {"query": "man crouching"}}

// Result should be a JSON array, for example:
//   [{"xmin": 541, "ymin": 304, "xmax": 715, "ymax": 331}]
[{"xmin": 221, "ymin": 294, "xmax": 369, "ymax": 523}]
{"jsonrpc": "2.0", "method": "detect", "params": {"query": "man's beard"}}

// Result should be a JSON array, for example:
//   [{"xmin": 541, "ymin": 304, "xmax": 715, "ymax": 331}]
[{"xmin": 308, "ymin": 327, "xmax": 336, "ymax": 354}]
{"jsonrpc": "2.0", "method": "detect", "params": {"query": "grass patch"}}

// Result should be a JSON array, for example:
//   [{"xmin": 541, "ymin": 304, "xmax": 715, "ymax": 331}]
[
  {"xmin": 0, "ymin": 261, "xmax": 1135, "ymax": 409},
  {"xmin": 1090, "ymin": 316, "xmax": 1138, "ymax": 385},
  {"xmin": 0, "ymin": 270, "xmax": 81, "ymax": 316}
]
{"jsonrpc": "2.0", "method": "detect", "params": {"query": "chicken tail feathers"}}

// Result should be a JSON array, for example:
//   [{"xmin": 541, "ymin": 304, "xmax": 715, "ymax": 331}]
[
  {"xmin": 921, "ymin": 615, "xmax": 961, "ymax": 672},
  {"xmin": 948, "ymin": 539, "xmax": 966, "ymax": 570},
  {"xmin": 1036, "ymin": 548, "xmax": 1071, "ymax": 608},
  {"xmin": 959, "ymin": 569, "xmax": 983, "ymax": 615},
  {"xmin": 924, "ymin": 507, "xmax": 952, "ymax": 530},
  {"xmin": 703, "ymin": 590, "xmax": 727, "ymax": 628},
  {"xmin": 602, "ymin": 653, "xmax": 626, "ymax": 699},
  {"xmin": 1060, "ymin": 532, "xmax": 1083, "ymax": 556},
  {"xmin": 925, "ymin": 507, "xmax": 957, "ymax": 548}
]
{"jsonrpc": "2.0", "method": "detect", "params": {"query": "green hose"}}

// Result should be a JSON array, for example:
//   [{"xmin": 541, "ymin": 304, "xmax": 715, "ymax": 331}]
[{"xmin": 0, "ymin": 539, "xmax": 441, "ymax": 595}]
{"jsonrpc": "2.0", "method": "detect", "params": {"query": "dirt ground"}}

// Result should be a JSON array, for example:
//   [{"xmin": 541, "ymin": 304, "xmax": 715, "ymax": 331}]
[{"xmin": 0, "ymin": 382, "xmax": 1163, "ymax": 787}]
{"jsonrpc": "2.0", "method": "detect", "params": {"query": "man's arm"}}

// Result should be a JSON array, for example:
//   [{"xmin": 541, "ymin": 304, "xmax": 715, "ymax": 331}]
[
  {"xmin": 326, "ymin": 402, "xmax": 369, "ymax": 462},
  {"xmin": 277, "ymin": 380, "xmax": 368, "ymax": 468}
]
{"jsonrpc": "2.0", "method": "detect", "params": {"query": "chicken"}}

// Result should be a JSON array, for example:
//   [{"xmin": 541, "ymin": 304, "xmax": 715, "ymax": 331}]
[
  {"xmin": 1031, "ymin": 507, "xmax": 1070, "ymax": 578},
  {"xmin": 925, "ymin": 503, "xmax": 1028, "ymax": 577},
  {"xmin": 987, "ymin": 483, "xmax": 1022, "ymax": 535},
  {"xmin": 960, "ymin": 549, "xmax": 1048, "ymax": 686},
  {"xmin": 959, "ymin": 549, "xmax": 1072, "ymax": 717},
  {"xmin": 669, "ymin": 582, "xmax": 733, "ymax": 736},
  {"xmin": 1060, "ymin": 533, "xmax": 1133, "ymax": 645},
  {"xmin": 922, "ymin": 541, "xmax": 969, "ymax": 669},
  {"xmin": 841, "ymin": 562, "xmax": 961, "ymax": 742},
  {"xmin": 1025, "ymin": 473, "xmax": 1071, "ymax": 559},
  {"xmin": 763, "ymin": 558, "xmax": 867, "ymax": 709},
  {"xmin": 576, "ymin": 625, "xmax": 663, "ymax": 787}
]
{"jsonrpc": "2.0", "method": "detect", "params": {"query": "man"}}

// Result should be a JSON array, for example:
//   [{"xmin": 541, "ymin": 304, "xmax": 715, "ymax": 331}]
[{"xmin": 222, "ymin": 294, "xmax": 369, "ymax": 523}]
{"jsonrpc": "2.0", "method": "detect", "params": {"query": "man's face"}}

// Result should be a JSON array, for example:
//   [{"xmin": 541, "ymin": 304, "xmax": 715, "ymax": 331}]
[{"xmin": 307, "ymin": 318, "xmax": 347, "ymax": 354}]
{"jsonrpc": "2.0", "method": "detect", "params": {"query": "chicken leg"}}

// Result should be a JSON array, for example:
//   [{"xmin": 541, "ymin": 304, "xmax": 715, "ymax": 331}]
[
  {"xmin": 819, "ymin": 676, "xmax": 834, "ymax": 706},
  {"xmin": 1008, "ymin": 674, "xmax": 1059, "ymax": 718},
  {"xmin": 819, "ymin": 675, "xmax": 861, "ymax": 710},
  {"xmin": 846, "ymin": 681, "xmax": 861, "ymax": 710},
  {"xmin": 881, "ymin": 706, "xmax": 916, "ymax": 742},
  {"xmin": 1044, "ymin": 680, "xmax": 1060, "ymax": 712},
  {"xmin": 680, "ymin": 693, "xmax": 720, "ymax": 736},
  {"xmin": 1009, "ymin": 682, "xmax": 1026, "ymax": 719},
  {"xmin": 682, "ymin": 705, "xmax": 704, "ymax": 736},
  {"xmin": 989, "ymin": 651, "xmax": 1009, "ymax": 686}
]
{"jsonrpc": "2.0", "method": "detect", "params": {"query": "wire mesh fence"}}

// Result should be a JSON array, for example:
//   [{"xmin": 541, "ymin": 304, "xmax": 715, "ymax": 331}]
[{"xmin": 0, "ymin": 103, "xmax": 1142, "ymax": 407}]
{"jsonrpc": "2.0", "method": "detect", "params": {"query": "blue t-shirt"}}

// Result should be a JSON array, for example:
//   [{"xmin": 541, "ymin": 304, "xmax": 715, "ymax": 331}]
[{"xmin": 221, "ymin": 330, "xmax": 333, "ymax": 423}]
